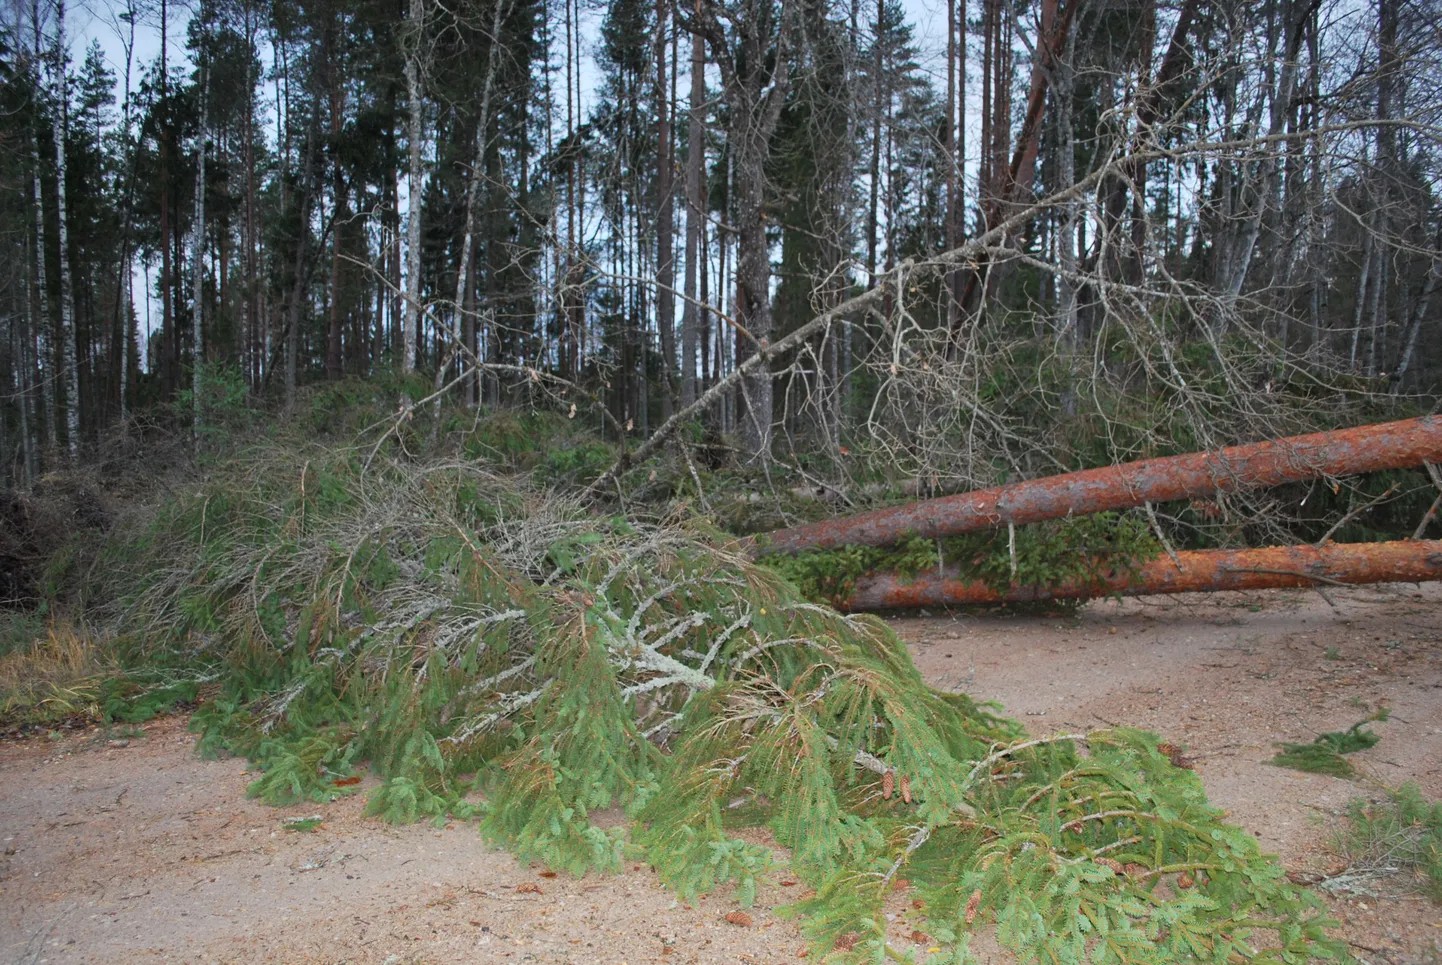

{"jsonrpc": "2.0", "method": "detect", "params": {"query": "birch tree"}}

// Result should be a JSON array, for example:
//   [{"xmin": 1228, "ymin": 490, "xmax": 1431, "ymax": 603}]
[
  {"xmin": 51, "ymin": 0, "xmax": 79, "ymax": 458},
  {"xmin": 402, "ymin": 0, "xmax": 426, "ymax": 375}
]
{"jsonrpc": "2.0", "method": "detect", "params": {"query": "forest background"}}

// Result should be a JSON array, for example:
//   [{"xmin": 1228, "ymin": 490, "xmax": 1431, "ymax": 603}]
[{"xmin": 2, "ymin": 0, "xmax": 1440, "ymax": 521}]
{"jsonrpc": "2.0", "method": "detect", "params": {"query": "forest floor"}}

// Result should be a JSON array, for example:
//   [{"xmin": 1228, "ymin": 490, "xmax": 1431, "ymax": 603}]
[{"xmin": 1, "ymin": 584, "xmax": 1440, "ymax": 965}]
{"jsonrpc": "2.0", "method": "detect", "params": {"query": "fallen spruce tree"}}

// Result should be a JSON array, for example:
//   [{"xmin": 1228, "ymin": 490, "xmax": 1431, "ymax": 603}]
[
  {"xmin": 81, "ymin": 437, "xmax": 1344, "ymax": 965},
  {"xmin": 756, "ymin": 416, "xmax": 1442, "ymax": 557},
  {"xmin": 840, "ymin": 540, "xmax": 1442, "ymax": 611}
]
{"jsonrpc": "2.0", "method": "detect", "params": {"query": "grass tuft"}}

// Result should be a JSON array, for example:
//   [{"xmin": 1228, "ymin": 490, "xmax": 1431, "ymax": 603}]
[
  {"xmin": 0, "ymin": 623, "xmax": 109, "ymax": 727},
  {"xmin": 1332, "ymin": 783, "xmax": 1442, "ymax": 900}
]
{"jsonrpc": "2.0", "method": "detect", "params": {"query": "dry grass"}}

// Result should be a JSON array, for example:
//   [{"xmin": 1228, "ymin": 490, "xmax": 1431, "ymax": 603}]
[
  {"xmin": 1323, "ymin": 784, "xmax": 1442, "ymax": 900},
  {"xmin": 0, "ymin": 622, "xmax": 112, "ymax": 726}
]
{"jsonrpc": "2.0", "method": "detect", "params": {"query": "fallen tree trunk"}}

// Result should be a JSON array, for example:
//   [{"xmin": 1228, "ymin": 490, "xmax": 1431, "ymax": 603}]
[
  {"xmin": 758, "ymin": 417, "xmax": 1442, "ymax": 556},
  {"xmin": 839, "ymin": 540, "xmax": 1442, "ymax": 611}
]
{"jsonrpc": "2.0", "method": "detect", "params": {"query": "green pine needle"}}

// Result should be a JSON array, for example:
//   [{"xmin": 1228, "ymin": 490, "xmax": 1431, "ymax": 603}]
[{"xmin": 85, "ymin": 438, "xmax": 1344, "ymax": 965}]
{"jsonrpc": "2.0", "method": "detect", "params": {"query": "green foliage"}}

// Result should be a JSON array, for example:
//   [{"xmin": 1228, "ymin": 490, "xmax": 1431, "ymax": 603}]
[
  {"xmin": 1270, "ymin": 711, "xmax": 1388, "ymax": 777},
  {"xmin": 174, "ymin": 361, "xmax": 255, "ymax": 444},
  {"xmin": 911, "ymin": 728, "xmax": 1337, "ymax": 965},
  {"xmin": 98, "ymin": 675, "xmax": 201, "ymax": 724},
  {"xmin": 463, "ymin": 409, "xmax": 617, "ymax": 484},
  {"xmin": 540, "ymin": 439, "xmax": 614, "ymax": 485},
  {"xmin": 246, "ymin": 731, "xmax": 360, "ymax": 806},
  {"xmin": 1336, "ymin": 783, "xmax": 1442, "ymax": 900},
  {"xmin": 88, "ymin": 441, "xmax": 1342, "ymax": 965},
  {"xmin": 763, "ymin": 512, "xmax": 1162, "ymax": 607},
  {"xmin": 0, "ymin": 621, "xmax": 200, "ymax": 728},
  {"xmin": 0, "ymin": 612, "xmax": 45, "ymax": 658},
  {"xmin": 366, "ymin": 776, "xmax": 480, "ymax": 827},
  {"xmin": 362, "ymin": 732, "xmax": 480, "ymax": 826}
]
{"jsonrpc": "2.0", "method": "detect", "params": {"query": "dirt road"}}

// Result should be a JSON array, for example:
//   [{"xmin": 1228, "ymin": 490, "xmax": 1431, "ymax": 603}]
[{"xmin": 3, "ymin": 584, "xmax": 1440, "ymax": 965}]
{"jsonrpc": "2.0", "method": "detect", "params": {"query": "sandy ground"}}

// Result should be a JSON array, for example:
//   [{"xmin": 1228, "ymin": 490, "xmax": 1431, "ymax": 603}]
[{"xmin": 2, "ymin": 583, "xmax": 1441, "ymax": 965}]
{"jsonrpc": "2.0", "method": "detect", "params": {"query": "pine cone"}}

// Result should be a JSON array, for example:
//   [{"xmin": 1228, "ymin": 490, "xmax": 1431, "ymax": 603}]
[
  {"xmin": 882, "ymin": 769, "xmax": 895, "ymax": 800},
  {"xmin": 964, "ymin": 889, "xmax": 982, "ymax": 924},
  {"xmin": 900, "ymin": 775, "xmax": 912, "ymax": 804},
  {"xmin": 834, "ymin": 932, "xmax": 862, "ymax": 952},
  {"xmin": 724, "ymin": 911, "xmax": 753, "ymax": 927}
]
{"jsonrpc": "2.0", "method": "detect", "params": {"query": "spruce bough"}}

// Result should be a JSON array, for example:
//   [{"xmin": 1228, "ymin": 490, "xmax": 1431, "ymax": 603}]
[{"xmin": 98, "ymin": 443, "xmax": 1339, "ymax": 965}]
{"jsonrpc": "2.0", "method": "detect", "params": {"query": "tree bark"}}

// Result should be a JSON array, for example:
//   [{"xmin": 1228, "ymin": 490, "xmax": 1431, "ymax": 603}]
[
  {"xmin": 1392, "ymin": 235, "xmax": 1439, "ymax": 392},
  {"xmin": 1121, "ymin": 0, "xmax": 1199, "ymax": 284},
  {"xmin": 1054, "ymin": 23, "xmax": 1079, "ymax": 416},
  {"xmin": 159, "ymin": 0, "xmax": 174, "ymax": 397},
  {"xmin": 679, "ymin": 0, "xmax": 704, "ymax": 409},
  {"xmin": 841, "ymin": 540, "xmax": 1442, "ymax": 610},
  {"xmin": 654, "ymin": 0, "xmax": 676, "ymax": 420},
  {"xmin": 950, "ymin": 0, "xmax": 1074, "ymax": 337},
  {"xmin": 51, "ymin": 0, "xmax": 80, "ymax": 460},
  {"xmin": 1221, "ymin": 0, "xmax": 1312, "ymax": 305},
  {"xmin": 945, "ymin": 0, "xmax": 958, "ymax": 326},
  {"xmin": 757, "ymin": 416, "xmax": 1442, "ymax": 554},
  {"xmin": 191, "ymin": 66, "xmax": 209, "ymax": 440},
  {"xmin": 14, "ymin": 255, "xmax": 35, "ymax": 485},
  {"xmin": 28, "ymin": 14, "xmax": 55, "ymax": 457},
  {"xmin": 244, "ymin": 3, "xmax": 258, "ymax": 391},
  {"xmin": 682, "ymin": 0, "xmax": 797, "ymax": 458},
  {"xmin": 111, "ymin": 0, "xmax": 138, "ymax": 426},
  {"xmin": 435, "ymin": 0, "xmax": 503, "ymax": 398},
  {"xmin": 284, "ymin": 95, "xmax": 322, "ymax": 411},
  {"xmin": 325, "ymin": 36, "xmax": 345, "ymax": 382},
  {"xmin": 402, "ymin": 0, "xmax": 425, "ymax": 375},
  {"xmin": 866, "ymin": 0, "xmax": 882, "ymax": 287}
]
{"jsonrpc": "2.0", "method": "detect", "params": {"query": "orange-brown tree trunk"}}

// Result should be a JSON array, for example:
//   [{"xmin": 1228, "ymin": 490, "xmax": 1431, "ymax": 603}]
[
  {"xmin": 757, "ymin": 417, "xmax": 1442, "ymax": 556},
  {"xmin": 840, "ymin": 540, "xmax": 1442, "ymax": 610}
]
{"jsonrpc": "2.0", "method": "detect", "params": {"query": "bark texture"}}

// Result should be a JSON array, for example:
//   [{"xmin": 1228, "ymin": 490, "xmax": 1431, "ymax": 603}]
[
  {"xmin": 191, "ymin": 68, "xmax": 209, "ymax": 440},
  {"xmin": 402, "ymin": 0, "xmax": 425, "ymax": 374},
  {"xmin": 758, "ymin": 416, "xmax": 1442, "ymax": 555},
  {"xmin": 51, "ymin": 0, "xmax": 80, "ymax": 459},
  {"xmin": 841, "ymin": 540, "xmax": 1442, "ymax": 610}
]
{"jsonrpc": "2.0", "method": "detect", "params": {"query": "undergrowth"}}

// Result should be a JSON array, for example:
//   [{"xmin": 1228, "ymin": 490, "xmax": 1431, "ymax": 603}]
[
  {"xmin": 0, "ymin": 611, "xmax": 45, "ymax": 657},
  {"xmin": 1333, "ymin": 783, "xmax": 1442, "ymax": 901},
  {"xmin": 0, "ymin": 622, "xmax": 205, "ymax": 729},
  {"xmin": 66, "ymin": 426, "xmax": 1347, "ymax": 965},
  {"xmin": 759, "ymin": 512, "xmax": 1163, "ymax": 608}
]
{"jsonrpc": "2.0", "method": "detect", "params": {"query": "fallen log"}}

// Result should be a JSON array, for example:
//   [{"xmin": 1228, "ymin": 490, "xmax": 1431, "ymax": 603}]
[
  {"xmin": 757, "ymin": 417, "xmax": 1442, "ymax": 556},
  {"xmin": 838, "ymin": 539, "xmax": 1442, "ymax": 611}
]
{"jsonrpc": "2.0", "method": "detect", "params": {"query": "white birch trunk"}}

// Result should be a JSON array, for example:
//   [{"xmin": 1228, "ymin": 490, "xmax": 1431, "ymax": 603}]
[
  {"xmin": 52, "ymin": 0, "xmax": 80, "ymax": 460},
  {"xmin": 30, "ymin": 0, "xmax": 55, "ymax": 453},
  {"xmin": 402, "ymin": 0, "xmax": 425, "ymax": 375},
  {"xmin": 679, "ymin": 0, "xmax": 703, "ymax": 409}
]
